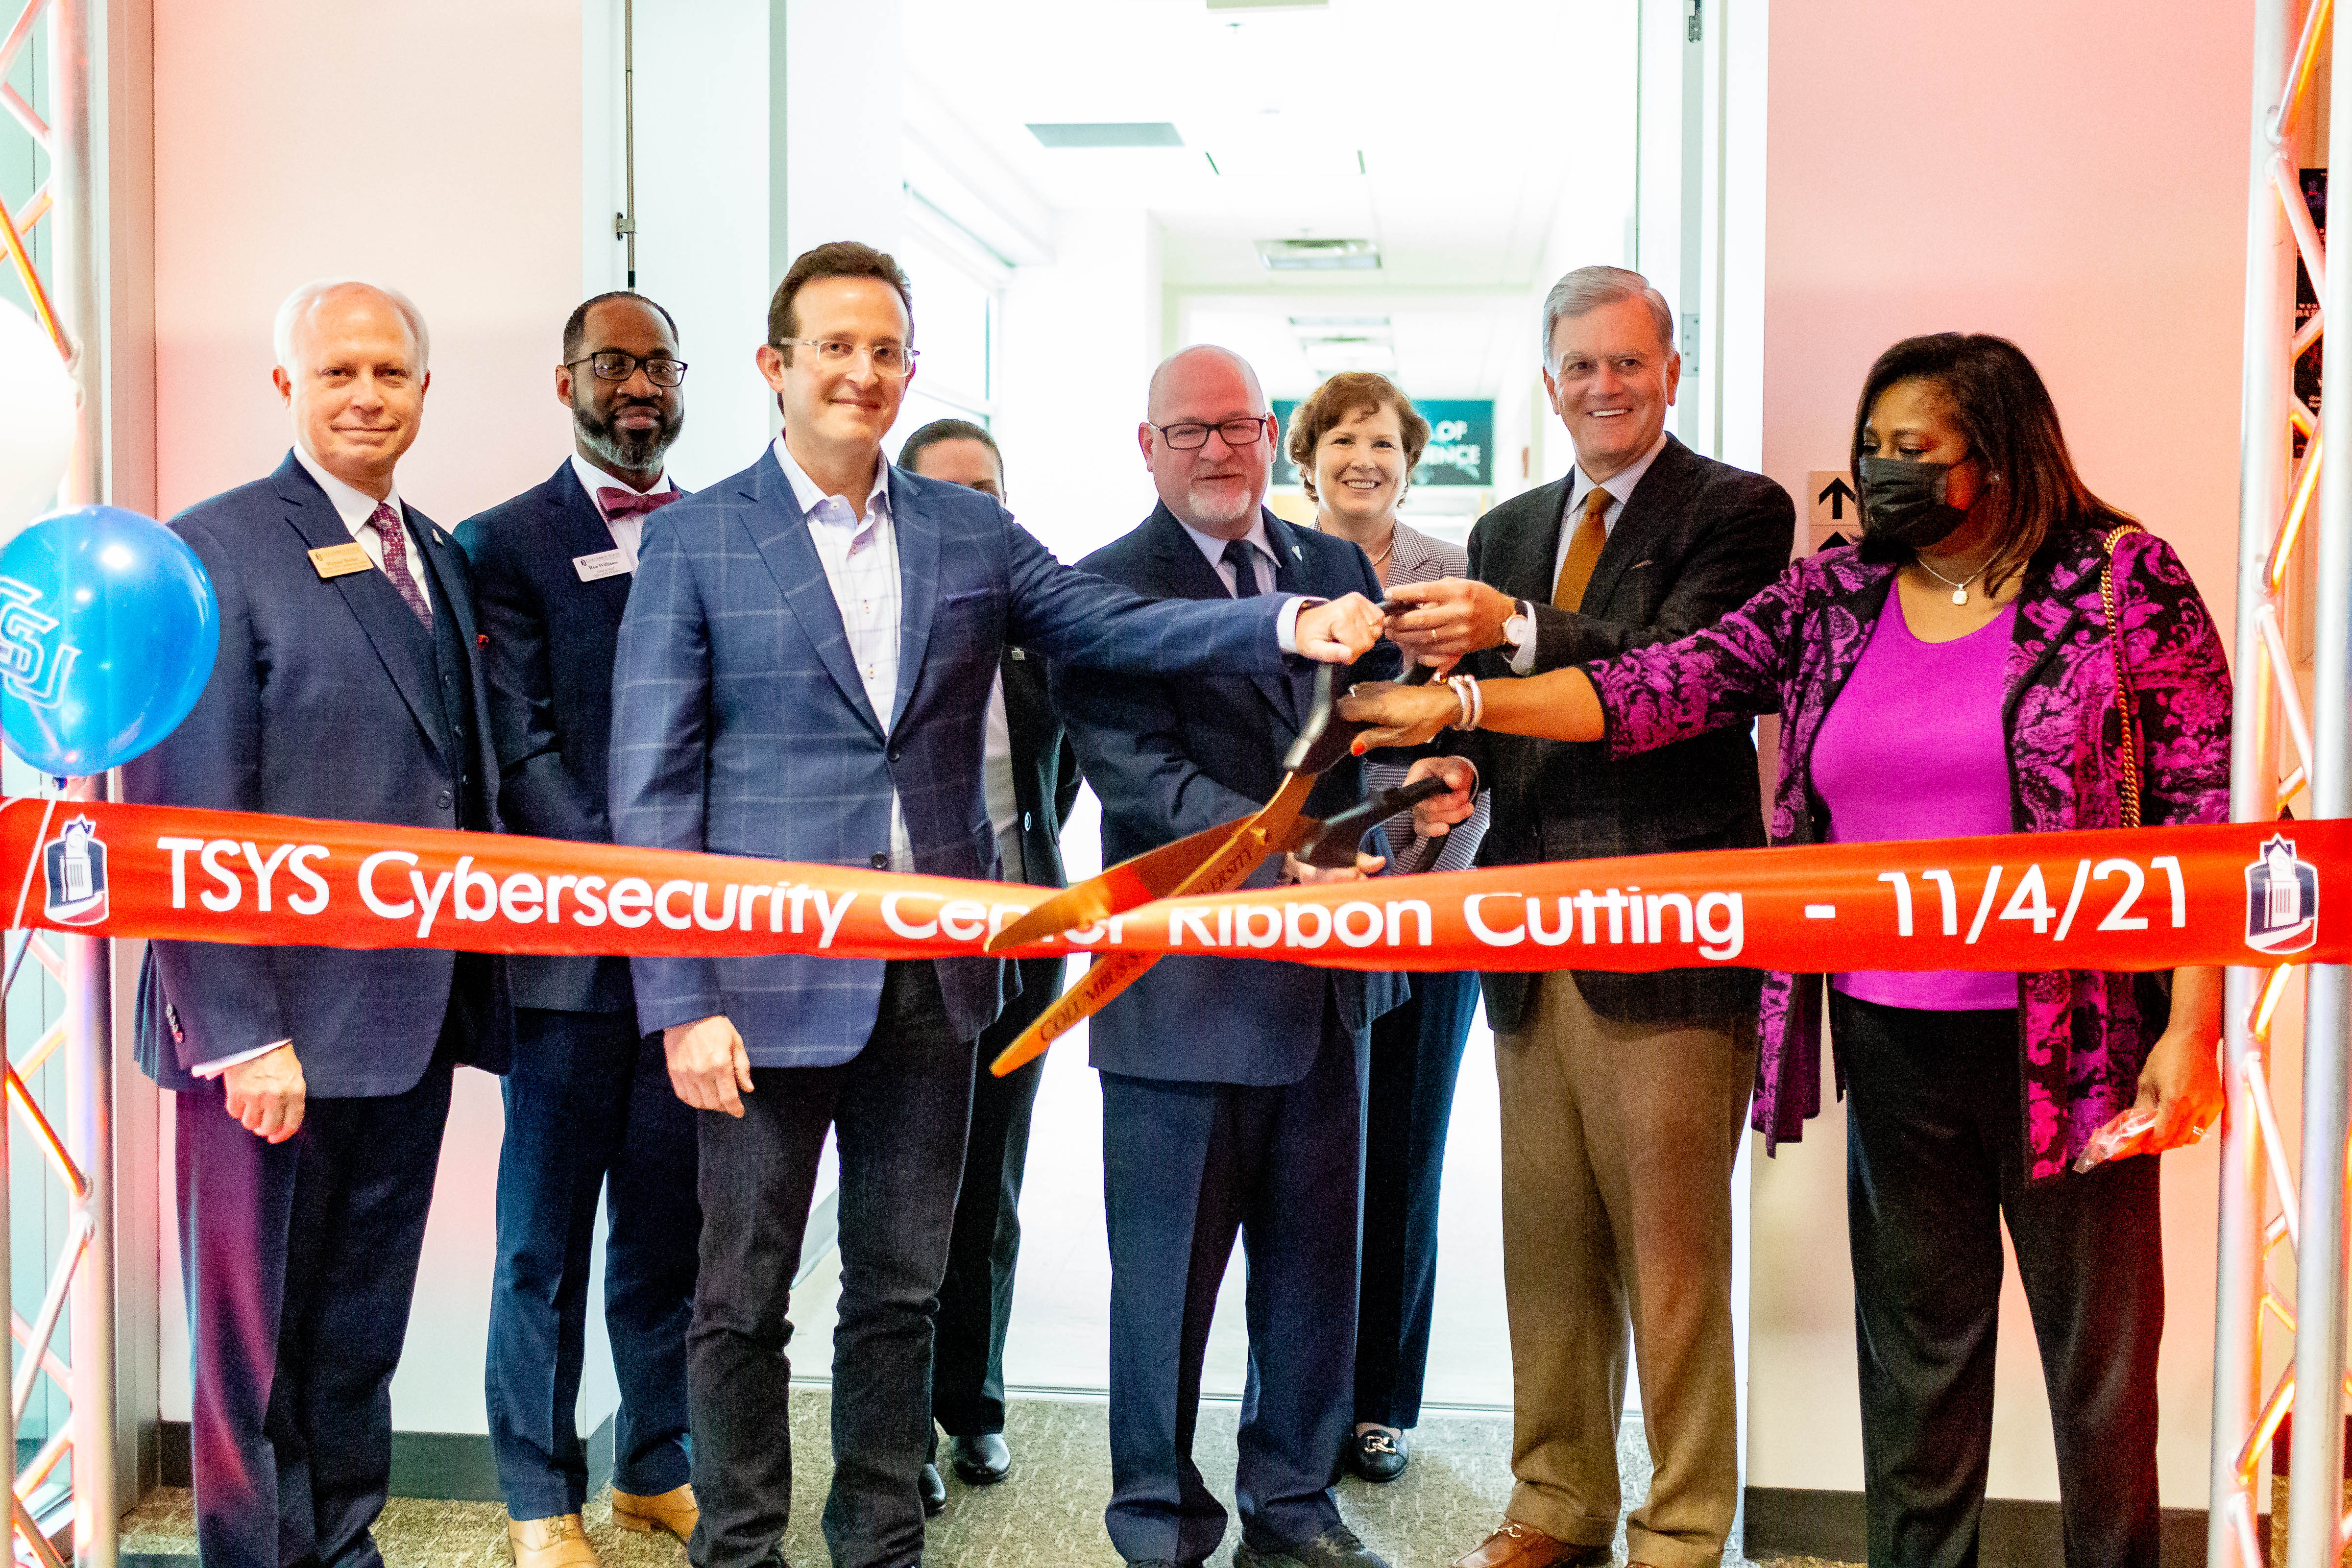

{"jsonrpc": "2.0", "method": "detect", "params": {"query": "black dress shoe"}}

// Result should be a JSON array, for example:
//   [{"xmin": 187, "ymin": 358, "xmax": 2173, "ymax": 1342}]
[
  {"xmin": 918, "ymin": 1461, "xmax": 946, "ymax": 1516},
  {"xmin": 1234, "ymin": 1524, "xmax": 1391, "ymax": 1568},
  {"xmin": 950, "ymin": 1430, "xmax": 1012, "ymax": 1485},
  {"xmin": 1346, "ymin": 1425, "xmax": 1408, "ymax": 1483}
]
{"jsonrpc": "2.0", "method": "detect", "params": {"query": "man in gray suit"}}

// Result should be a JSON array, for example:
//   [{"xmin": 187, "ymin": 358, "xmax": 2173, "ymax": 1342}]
[{"xmin": 1387, "ymin": 267, "xmax": 1793, "ymax": 1568}]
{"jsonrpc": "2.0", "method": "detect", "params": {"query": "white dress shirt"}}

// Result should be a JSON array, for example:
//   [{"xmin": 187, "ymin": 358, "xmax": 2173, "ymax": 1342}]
[
  {"xmin": 292, "ymin": 443, "xmax": 431, "ymax": 615},
  {"xmin": 570, "ymin": 452, "xmax": 676, "ymax": 566},
  {"xmin": 1508, "ymin": 430, "xmax": 1672, "ymax": 675},
  {"xmin": 771, "ymin": 436, "xmax": 914, "ymax": 872},
  {"xmin": 982, "ymin": 674, "xmax": 1022, "ymax": 883}
]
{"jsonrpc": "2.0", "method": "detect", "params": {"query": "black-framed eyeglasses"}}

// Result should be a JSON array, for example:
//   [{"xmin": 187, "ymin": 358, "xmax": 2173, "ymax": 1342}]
[
  {"xmin": 567, "ymin": 350, "xmax": 688, "ymax": 387},
  {"xmin": 1151, "ymin": 415, "xmax": 1271, "ymax": 451},
  {"xmin": 773, "ymin": 338, "xmax": 921, "ymax": 379}
]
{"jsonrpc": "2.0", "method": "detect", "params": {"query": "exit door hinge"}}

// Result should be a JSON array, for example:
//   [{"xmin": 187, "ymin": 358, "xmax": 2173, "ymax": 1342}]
[{"xmin": 1686, "ymin": 0, "xmax": 1701, "ymax": 43}]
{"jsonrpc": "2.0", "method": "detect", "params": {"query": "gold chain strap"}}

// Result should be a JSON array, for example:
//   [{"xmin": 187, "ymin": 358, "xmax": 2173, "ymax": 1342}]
[{"xmin": 2101, "ymin": 523, "xmax": 2145, "ymax": 829}]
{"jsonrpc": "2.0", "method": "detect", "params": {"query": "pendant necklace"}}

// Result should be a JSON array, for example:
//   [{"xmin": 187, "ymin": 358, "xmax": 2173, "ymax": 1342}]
[
  {"xmin": 1370, "ymin": 531, "xmax": 1396, "ymax": 570},
  {"xmin": 1914, "ymin": 555, "xmax": 1983, "ymax": 605}
]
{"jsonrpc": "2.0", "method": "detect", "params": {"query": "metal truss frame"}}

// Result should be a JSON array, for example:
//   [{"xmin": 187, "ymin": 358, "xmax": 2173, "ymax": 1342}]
[
  {"xmin": 0, "ymin": 1, "xmax": 117, "ymax": 1565},
  {"xmin": 2212, "ymin": 0, "xmax": 2352, "ymax": 1562}
]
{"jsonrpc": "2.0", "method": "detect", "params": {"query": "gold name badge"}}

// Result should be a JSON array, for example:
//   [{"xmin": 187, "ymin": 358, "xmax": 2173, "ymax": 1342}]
[{"xmin": 308, "ymin": 542, "xmax": 376, "ymax": 579}]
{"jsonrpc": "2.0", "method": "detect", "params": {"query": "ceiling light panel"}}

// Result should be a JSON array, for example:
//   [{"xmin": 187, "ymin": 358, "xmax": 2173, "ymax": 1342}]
[
  {"xmin": 1254, "ymin": 237, "xmax": 1381, "ymax": 271},
  {"xmin": 1026, "ymin": 122, "xmax": 1186, "ymax": 149}
]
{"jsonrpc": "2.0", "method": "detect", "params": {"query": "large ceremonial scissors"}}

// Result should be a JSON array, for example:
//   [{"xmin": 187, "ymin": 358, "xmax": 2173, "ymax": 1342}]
[{"xmin": 982, "ymin": 660, "xmax": 1444, "ymax": 1077}]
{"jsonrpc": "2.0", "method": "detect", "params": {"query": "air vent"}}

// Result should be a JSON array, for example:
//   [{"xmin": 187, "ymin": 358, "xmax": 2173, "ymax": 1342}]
[
  {"xmin": 1027, "ymin": 122, "xmax": 1186, "ymax": 149},
  {"xmin": 1254, "ymin": 238, "xmax": 1381, "ymax": 272}
]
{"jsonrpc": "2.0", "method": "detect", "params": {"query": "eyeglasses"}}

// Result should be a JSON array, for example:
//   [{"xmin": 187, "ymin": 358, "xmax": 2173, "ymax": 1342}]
[
  {"xmin": 567, "ymin": 351, "xmax": 688, "ymax": 387},
  {"xmin": 774, "ymin": 338, "xmax": 921, "ymax": 379},
  {"xmin": 1151, "ymin": 416, "xmax": 1272, "ymax": 451}
]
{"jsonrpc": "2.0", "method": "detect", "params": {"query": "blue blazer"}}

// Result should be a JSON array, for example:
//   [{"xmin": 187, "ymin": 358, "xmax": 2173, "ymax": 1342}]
[
  {"xmin": 1056, "ymin": 505, "xmax": 1406, "ymax": 1086},
  {"xmin": 121, "ymin": 453, "xmax": 508, "ymax": 1096},
  {"xmin": 607, "ymin": 450, "xmax": 1301, "ymax": 1065},
  {"xmin": 456, "ymin": 461, "xmax": 686, "ymax": 1013}
]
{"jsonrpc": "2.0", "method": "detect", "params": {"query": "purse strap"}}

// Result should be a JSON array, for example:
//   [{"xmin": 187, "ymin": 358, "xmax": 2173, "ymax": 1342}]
[{"xmin": 2100, "ymin": 522, "xmax": 2145, "ymax": 829}]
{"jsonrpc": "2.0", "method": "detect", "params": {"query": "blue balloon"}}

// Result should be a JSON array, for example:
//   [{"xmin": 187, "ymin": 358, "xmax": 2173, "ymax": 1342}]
[{"xmin": 0, "ymin": 506, "xmax": 220, "ymax": 777}]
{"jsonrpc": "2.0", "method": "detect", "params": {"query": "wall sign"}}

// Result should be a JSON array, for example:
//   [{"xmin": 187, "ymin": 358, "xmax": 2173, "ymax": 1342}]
[{"xmin": 1273, "ymin": 398, "xmax": 1495, "ymax": 489}]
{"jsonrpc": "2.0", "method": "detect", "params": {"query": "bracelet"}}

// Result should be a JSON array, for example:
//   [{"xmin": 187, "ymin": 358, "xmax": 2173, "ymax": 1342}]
[{"xmin": 1446, "ymin": 674, "xmax": 1482, "ymax": 732}]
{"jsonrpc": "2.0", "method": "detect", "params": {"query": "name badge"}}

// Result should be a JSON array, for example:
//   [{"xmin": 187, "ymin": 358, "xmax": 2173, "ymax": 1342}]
[
  {"xmin": 573, "ymin": 549, "xmax": 633, "ymax": 583},
  {"xmin": 308, "ymin": 542, "xmax": 375, "ymax": 579}
]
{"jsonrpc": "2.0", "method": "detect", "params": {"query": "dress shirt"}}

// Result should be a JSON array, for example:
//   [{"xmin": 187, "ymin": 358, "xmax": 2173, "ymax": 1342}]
[
  {"xmin": 570, "ymin": 451, "xmax": 676, "ymax": 567},
  {"xmin": 982, "ymin": 673, "xmax": 1022, "ymax": 883},
  {"xmin": 1507, "ymin": 430, "xmax": 1671, "ymax": 675},
  {"xmin": 1171, "ymin": 514, "xmax": 1314, "ymax": 649},
  {"xmin": 292, "ymin": 443, "xmax": 430, "ymax": 616},
  {"xmin": 771, "ymin": 435, "xmax": 913, "ymax": 872}
]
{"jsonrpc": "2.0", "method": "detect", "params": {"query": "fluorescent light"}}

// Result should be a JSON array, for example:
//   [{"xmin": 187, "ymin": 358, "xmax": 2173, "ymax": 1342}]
[
  {"xmin": 1254, "ymin": 238, "xmax": 1381, "ymax": 271},
  {"xmin": 1026, "ymin": 122, "xmax": 1186, "ymax": 149},
  {"xmin": 1206, "ymin": 0, "xmax": 1327, "ymax": 9},
  {"xmin": 1288, "ymin": 315, "xmax": 1391, "ymax": 329}
]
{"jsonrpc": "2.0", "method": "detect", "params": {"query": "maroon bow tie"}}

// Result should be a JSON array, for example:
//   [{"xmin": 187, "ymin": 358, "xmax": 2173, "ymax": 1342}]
[{"xmin": 597, "ymin": 486, "xmax": 681, "ymax": 520}]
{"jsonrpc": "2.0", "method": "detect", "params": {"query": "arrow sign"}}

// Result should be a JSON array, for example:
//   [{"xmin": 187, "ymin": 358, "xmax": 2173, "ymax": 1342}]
[{"xmin": 1807, "ymin": 470, "xmax": 1861, "ymax": 555}]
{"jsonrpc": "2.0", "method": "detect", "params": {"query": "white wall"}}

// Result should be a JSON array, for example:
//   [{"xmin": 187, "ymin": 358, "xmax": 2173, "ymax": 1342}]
[
  {"xmin": 994, "ymin": 210, "xmax": 1165, "ymax": 566},
  {"xmin": 1748, "ymin": 0, "xmax": 2253, "ymax": 1509}
]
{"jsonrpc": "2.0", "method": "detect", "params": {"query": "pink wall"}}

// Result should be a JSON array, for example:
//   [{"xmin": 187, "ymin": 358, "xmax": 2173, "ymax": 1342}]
[
  {"xmin": 148, "ymin": 0, "xmax": 583, "ymax": 1432},
  {"xmin": 1751, "ymin": 0, "xmax": 2252, "ymax": 1507},
  {"xmin": 152, "ymin": 2, "xmax": 582, "ymax": 523}
]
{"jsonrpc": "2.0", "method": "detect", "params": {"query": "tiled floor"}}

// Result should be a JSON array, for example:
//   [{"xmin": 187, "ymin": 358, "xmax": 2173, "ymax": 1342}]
[{"xmin": 118, "ymin": 1390, "xmax": 1851, "ymax": 1567}]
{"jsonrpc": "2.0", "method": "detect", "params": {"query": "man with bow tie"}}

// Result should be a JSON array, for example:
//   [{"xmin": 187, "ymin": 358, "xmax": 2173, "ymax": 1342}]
[{"xmin": 458, "ymin": 291, "xmax": 702, "ymax": 1568}]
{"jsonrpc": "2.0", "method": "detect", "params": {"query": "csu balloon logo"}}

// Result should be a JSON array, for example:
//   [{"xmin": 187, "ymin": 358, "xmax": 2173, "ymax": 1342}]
[{"xmin": 0, "ymin": 507, "xmax": 220, "ymax": 777}]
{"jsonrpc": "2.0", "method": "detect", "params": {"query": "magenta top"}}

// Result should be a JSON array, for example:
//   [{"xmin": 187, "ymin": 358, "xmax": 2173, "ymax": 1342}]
[{"xmin": 1812, "ymin": 596, "xmax": 2021, "ymax": 1011}]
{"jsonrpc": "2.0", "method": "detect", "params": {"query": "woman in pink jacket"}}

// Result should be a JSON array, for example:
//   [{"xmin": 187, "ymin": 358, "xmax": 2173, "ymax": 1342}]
[{"xmin": 1346, "ymin": 334, "xmax": 2229, "ymax": 1568}]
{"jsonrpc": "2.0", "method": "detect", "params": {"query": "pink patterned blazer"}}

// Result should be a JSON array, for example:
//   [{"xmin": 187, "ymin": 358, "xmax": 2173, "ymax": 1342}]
[{"xmin": 1584, "ymin": 524, "xmax": 2232, "ymax": 1178}]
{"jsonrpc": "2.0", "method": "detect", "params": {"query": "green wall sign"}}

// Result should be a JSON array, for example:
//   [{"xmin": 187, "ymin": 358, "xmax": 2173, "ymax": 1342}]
[{"xmin": 1272, "ymin": 398, "xmax": 1494, "ymax": 488}]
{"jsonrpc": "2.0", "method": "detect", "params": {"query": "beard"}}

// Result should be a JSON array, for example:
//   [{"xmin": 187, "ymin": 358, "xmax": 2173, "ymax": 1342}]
[
  {"xmin": 577, "ymin": 395, "xmax": 680, "ymax": 473},
  {"xmin": 1182, "ymin": 476, "xmax": 1261, "ymax": 531}
]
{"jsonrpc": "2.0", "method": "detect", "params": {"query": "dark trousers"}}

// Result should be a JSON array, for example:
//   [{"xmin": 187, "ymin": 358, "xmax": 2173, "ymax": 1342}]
[
  {"xmin": 688, "ymin": 961, "xmax": 972, "ymax": 1568},
  {"xmin": 1353, "ymin": 968, "xmax": 1479, "ymax": 1430},
  {"xmin": 178, "ymin": 1049, "xmax": 455, "ymax": 1568},
  {"xmin": 1833, "ymin": 992, "xmax": 2163, "ymax": 1568},
  {"xmin": 933, "ymin": 953, "xmax": 1061, "ymax": 1438},
  {"xmin": 486, "ymin": 1007, "xmax": 701, "ymax": 1518},
  {"xmin": 1100, "ymin": 1007, "xmax": 1365, "ymax": 1566}
]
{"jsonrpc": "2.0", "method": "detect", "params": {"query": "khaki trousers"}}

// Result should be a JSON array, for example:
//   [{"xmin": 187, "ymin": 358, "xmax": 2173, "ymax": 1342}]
[{"xmin": 1494, "ymin": 972, "xmax": 1753, "ymax": 1568}]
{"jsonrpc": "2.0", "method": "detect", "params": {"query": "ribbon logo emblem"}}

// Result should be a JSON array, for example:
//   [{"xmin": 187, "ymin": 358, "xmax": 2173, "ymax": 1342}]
[
  {"xmin": 42, "ymin": 814, "xmax": 108, "ymax": 926},
  {"xmin": 0, "ymin": 576, "xmax": 79, "ymax": 709},
  {"xmin": 2245, "ymin": 832, "xmax": 2319, "ymax": 955}
]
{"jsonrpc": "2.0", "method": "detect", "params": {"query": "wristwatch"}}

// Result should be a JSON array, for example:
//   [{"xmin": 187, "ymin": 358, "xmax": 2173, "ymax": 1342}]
[{"xmin": 1502, "ymin": 600, "xmax": 1537, "ymax": 656}]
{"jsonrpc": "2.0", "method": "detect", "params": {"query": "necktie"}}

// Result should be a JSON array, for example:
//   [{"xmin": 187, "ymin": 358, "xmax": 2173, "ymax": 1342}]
[
  {"xmin": 1221, "ymin": 538, "xmax": 1262, "ymax": 600},
  {"xmin": 596, "ymin": 486, "xmax": 683, "ymax": 521},
  {"xmin": 368, "ymin": 502, "xmax": 433, "ymax": 629},
  {"xmin": 1551, "ymin": 485, "xmax": 1613, "ymax": 612}
]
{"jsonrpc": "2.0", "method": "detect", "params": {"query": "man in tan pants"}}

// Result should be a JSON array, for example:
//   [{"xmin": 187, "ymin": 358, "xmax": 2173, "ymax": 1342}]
[{"xmin": 1384, "ymin": 265, "xmax": 1794, "ymax": 1568}]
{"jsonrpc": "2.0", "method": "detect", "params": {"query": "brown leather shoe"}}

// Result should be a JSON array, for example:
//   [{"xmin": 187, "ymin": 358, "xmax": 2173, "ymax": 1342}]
[
  {"xmin": 610, "ymin": 1483, "xmax": 699, "ymax": 1543},
  {"xmin": 509, "ymin": 1514, "xmax": 603, "ymax": 1568},
  {"xmin": 1450, "ymin": 1520, "xmax": 1610, "ymax": 1568}
]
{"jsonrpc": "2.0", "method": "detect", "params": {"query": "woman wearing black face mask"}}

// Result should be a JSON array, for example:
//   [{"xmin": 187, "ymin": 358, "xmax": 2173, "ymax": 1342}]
[{"xmin": 1348, "ymin": 332, "xmax": 2232, "ymax": 1568}]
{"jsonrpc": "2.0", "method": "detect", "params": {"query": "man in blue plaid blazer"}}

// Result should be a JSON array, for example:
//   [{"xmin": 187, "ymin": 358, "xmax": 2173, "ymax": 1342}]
[{"xmin": 606, "ymin": 241, "xmax": 1382, "ymax": 1568}]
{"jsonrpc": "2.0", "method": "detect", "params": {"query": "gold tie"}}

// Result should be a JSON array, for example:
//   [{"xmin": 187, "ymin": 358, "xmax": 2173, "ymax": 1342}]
[{"xmin": 1552, "ymin": 486, "xmax": 1612, "ymax": 611}]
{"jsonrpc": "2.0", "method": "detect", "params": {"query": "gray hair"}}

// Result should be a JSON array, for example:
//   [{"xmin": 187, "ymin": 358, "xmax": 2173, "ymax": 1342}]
[
  {"xmin": 273, "ymin": 279, "xmax": 431, "ymax": 371},
  {"xmin": 1540, "ymin": 265, "xmax": 1674, "ymax": 367}
]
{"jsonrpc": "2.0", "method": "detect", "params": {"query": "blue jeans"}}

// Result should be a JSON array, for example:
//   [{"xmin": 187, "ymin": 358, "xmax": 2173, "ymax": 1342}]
[{"xmin": 687, "ymin": 961, "xmax": 972, "ymax": 1568}]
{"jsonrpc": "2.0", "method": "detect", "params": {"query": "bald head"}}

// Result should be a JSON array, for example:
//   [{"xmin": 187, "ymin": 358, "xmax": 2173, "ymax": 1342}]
[{"xmin": 1139, "ymin": 345, "xmax": 1276, "ymax": 539}]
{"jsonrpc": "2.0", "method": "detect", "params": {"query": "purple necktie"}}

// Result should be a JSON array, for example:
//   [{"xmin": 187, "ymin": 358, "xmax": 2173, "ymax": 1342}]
[{"xmin": 368, "ymin": 502, "xmax": 433, "ymax": 629}]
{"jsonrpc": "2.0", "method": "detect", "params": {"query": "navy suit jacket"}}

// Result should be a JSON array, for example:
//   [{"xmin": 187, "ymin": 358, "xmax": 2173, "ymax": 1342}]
[
  {"xmin": 122, "ymin": 454, "xmax": 508, "ymax": 1096},
  {"xmin": 606, "ymin": 449, "xmax": 1303, "ymax": 1065},
  {"xmin": 1056, "ymin": 505, "xmax": 1406, "ymax": 1086},
  {"xmin": 456, "ymin": 460, "xmax": 686, "ymax": 1013}
]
